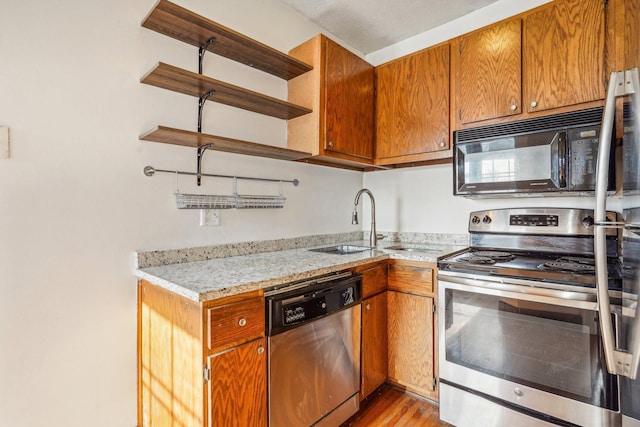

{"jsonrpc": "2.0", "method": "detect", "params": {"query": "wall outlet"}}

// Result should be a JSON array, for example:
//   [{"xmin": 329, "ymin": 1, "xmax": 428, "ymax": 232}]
[
  {"xmin": 200, "ymin": 209, "xmax": 221, "ymax": 226},
  {"xmin": 0, "ymin": 126, "xmax": 9, "ymax": 159}
]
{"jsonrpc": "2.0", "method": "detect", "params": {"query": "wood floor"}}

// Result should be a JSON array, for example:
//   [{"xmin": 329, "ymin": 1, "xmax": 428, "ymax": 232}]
[{"xmin": 341, "ymin": 385, "xmax": 450, "ymax": 427}]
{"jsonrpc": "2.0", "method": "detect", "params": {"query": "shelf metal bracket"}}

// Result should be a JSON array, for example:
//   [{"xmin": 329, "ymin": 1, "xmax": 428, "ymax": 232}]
[
  {"xmin": 197, "ymin": 90, "xmax": 216, "ymax": 133},
  {"xmin": 196, "ymin": 143, "xmax": 214, "ymax": 186},
  {"xmin": 198, "ymin": 37, "xmax": 216, "ymax": 75}
]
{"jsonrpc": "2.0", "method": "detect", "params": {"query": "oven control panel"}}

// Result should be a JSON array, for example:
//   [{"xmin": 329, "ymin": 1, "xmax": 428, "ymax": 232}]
[
  {"xmin": 510, "ymin": 214, "xmax": 559, "ymax": 227},
  {"xmin": 468, "ymin": 208, "xmax": 619, "ymax": 237}
]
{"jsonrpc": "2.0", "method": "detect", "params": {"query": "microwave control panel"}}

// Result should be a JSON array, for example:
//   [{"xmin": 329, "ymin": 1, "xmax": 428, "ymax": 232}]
[{"xmin": 568, "ymin": 128, "xmax": 599, "ymax": 190}]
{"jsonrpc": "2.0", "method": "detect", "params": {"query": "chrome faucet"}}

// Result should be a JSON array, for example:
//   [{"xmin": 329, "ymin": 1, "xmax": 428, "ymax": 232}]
[{"xmin": 352, "ymin": 188, "xmax": 383, "ymax": 247}]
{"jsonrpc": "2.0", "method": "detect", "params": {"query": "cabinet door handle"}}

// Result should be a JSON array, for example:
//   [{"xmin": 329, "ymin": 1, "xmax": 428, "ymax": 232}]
[
  {"xmin": 328, "ymin": 141, "xmax": 334, "ymax": 148},
  {"xmin": 366, "ymin": 303, "xmax": 371, "ymax": 310},
  {"xmin": 238, "ymin": 318, "xmax": 247, "ymax": 327},
  {"xmin": 530, "ymin": 101, "xmax": 538, "ymax": 108},
  {"xmin": 257, "ymin": 346, "xmax": 265, "ymax": 355},
  {"xmin": 439, "ymin": 142, "xmax": 446, "ymax": 148},
  {"xmin": 510, "ymin": 104, "xmax": 517, "ymax": 111}
]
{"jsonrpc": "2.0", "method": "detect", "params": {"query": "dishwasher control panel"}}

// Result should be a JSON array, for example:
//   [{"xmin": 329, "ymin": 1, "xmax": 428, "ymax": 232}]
[
  {"xmin": 265, "ymin": 273, "xmax": 362, "ymax": 336},
  {"xmin": 283, "ymin": 296, "xmax": 328, "ymax": 325}
]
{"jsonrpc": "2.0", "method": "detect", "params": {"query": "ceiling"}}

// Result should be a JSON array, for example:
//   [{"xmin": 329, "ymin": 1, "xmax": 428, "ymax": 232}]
[{"xmin": 278, "ymin": 0, "xmax": 500, "ymax": 54}]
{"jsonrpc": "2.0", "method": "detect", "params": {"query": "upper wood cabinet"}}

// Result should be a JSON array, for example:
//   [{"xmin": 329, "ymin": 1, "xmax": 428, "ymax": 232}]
[
  {"xmin": 288, "ymin": 35, "xmax": 376, "ymax": 170},
  {"xmin": 621, "ymin": 0, "xmax": 639, "ymax": 70},
  {"xmin": 457, "ymin": 19, "xmax": 522, "ymax": 124},
  {"xmin": 375, "ymin": 43, "xmax": 451, "ymax": 165},
  {"xmin": 453, "ymin": 0, "xmax": 607, "ymax": 128},
  {"xmin": 523, "ymin": 0, "xmax": 605, "ymax": 113}
]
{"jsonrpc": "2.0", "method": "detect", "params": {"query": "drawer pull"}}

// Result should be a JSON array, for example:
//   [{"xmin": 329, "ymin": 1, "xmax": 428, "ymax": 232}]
[
  {"xmin": 366, "ymin": 303, "xmax": 371, "ymax": 310},
  {"xmin": 238, "ymin": 318, "xmax": 247, "ymax": 327},
  {"xmin": 257, "ymin": 346, "xmax": 265, "ymax": 355}
]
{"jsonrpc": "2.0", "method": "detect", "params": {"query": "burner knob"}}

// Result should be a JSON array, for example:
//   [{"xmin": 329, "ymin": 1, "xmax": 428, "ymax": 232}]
[
  {"xmin": 471, "ymin": 216, "xmax": 481, "ymax": 224},
  {"xmin": 582, "ymin": 216, "xmax": 594, "ymax": 227},
  {"xmin": 482, "ymin": 215, "xmax": 492, "ymax": 224}
]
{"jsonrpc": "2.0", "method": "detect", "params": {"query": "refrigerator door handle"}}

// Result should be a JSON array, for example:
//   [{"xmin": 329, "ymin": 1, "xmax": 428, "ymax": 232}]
[
  {"xmin": 594, "ymin": 71, "xmax": 634, "ymax": 377},
  {"xmin": 625, "ymin": 68, "xmax": 640, "ymax": 380},
  {"xmin": 595, "ymin": 69, "xmax": 640, "ymax": 379}
]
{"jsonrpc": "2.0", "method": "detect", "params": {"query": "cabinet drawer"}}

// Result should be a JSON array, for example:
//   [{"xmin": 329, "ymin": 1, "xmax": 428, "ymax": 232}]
[
  {"xmin": 207, "ymin": 297, "xmax": 264, "ymax": 353},
  {"xmin": 361, "ymin": 263, "xmax": 388, "ymax": 298},
  {"xmin": 388, "ymin": 264, "xmax": 434, "ymax": 296}
]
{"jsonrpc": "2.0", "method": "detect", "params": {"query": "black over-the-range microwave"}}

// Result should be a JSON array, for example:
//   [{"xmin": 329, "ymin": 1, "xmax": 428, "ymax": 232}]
[{"xmin": 453, "ymin": 107, "xmax": 616, "ymax": 197}]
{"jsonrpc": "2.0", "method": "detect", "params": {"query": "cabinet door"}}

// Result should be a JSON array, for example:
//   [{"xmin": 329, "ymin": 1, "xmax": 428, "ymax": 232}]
[
  {"xmin": 458, "ymin": 19, "xmax": 522, "ymax": 124},
  {"xmin": 361, "ymin": 292, "xmax": 388, "ymax": 400},
  {"xmin": 376, "ymin": 44, "xmax": 450, "ymax": 164},
  {"xmin": 624, "ymin": 0, "xmax": 640, "ymax": 69},
  {"xmin": 523, "ymin": 0, "xmax": 605, "ymax": 113},
  {"xmin": 324, "ymin": 37, "xmax": 374, "ymax": 160},
  {"xmin": 208, "ymin": 338, "xmax": 267, "ymax": 427},
  {"xmin": 387, "ymin": 291, "xmax": 436, "ymax": 398}
]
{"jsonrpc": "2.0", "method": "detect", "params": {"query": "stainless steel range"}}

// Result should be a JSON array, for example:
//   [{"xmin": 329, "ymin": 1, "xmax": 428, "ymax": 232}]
[{"xmin": 438, "ymin": 207, "xmax": 624, "ymax": 427}]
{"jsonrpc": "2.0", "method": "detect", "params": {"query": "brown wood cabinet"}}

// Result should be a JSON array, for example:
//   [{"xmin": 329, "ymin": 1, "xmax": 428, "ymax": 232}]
[
  {"xmin": 456, "ymin": 18, "xmax": 522, "ymax": 124},
  {"xmin": 137, "ymin": 280, "xmax": 266, "ymax": 427},
  {"xmin": 361, "ymin": 291, "xmax": 388, "ymax": 400},
  {"xmin": 375, "ymin": 43, "xmax": 451, "ymax": 166},
  {"xmin": 386, "ymin": 261, "xmax": 438, "ymax": 401},
  {"xmin": 453, "ymin": 0, "xmax": 607, "ymax": 129},
  {"xmin": 207, "ymin": 338, "xmax": 267, "ymax": 426},
  {"xmin": 355, "ymin": 262, "xmax": 388, "ymax": 400},
  {"xmin": 288, "ymin": 34, "xmax": 376, "ymax": 170},
  {"xmin": 523, "ymin": 0, "xmax": 606, "ymax": 113}
]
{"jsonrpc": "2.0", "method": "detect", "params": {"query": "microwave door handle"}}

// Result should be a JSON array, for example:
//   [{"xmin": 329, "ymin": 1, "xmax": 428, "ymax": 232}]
[{"xmin": 558, "ymin": 133, "xmax": 567, "ymax": 188}]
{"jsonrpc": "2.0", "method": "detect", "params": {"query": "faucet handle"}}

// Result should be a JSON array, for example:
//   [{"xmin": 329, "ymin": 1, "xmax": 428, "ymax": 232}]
[{"xmin": 375, "ymin": 233, "xmax": 385, "ymax": 241}]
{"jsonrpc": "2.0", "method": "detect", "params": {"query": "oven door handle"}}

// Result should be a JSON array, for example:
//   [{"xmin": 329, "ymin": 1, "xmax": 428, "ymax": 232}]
[{"xmin": 438, "ymin": 276, "xmax": 598, "ymax": 310}]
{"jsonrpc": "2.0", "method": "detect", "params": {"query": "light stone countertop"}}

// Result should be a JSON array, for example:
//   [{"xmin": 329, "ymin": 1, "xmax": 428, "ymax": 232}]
[{"xmin": 135, "ymin": 240, "xmax": 465, "ymax": 302}]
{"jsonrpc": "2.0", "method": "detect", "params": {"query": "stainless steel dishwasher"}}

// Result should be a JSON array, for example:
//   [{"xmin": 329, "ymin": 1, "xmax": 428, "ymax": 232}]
[{"xmin": 265, "ymin": 271, "xmax": 362, "ymax": 427}]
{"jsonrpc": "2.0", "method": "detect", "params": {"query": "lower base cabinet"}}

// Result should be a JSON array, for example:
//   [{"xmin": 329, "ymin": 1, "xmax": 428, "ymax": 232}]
[
  {"xmin": 361, "ymin": 291, "xmax": 388, "ymax": 400},
  {"xmin": 137, "ymin": 279, "xmax": 266, "ymax": 427},
  {"xmin": 386, "ymin": 261, "xmax": 438, "ymax": 401},
  {"xmin": 387, "ymin": 291, "xmax": 436, "ymax": 398},
  {"xmin": 207, "ymin": 338, "xmax": 267, "ymax": 426}
]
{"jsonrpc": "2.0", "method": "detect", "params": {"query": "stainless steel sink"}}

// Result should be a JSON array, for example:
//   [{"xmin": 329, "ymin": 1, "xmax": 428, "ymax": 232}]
[
  {"xmin": 308, "ymin": 245, "xmax": 374, "ymax": 255},
  {"xmin": 384, "ymin": 245, "xmax": 441, "ymax": 252}
]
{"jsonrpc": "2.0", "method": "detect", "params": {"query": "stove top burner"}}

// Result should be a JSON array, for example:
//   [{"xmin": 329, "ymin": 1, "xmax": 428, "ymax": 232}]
[
  {"xmin": 538, "ymin": 258, "xmax": 596, "ymax": 274},
  {"xmin": 438, "ymin": 248, "xmax": 622, "ymax": 290},
  {"xmin": 461, "ymin": 255, "xmax": 496, "ymax": 265},
  {"xmin": 472, "ymin": 250, "xmax": 516, "ymax": 261}
]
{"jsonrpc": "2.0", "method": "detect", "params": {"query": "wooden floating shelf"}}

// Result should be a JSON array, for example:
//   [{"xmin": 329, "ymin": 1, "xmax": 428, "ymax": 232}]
[
  {"xmin": 140, "ymin": 126, "xmax": 312, "ymax": 161},
  {"xmin": 142, "ymin": 0, "xmax": 313, "ymax": 80},
  {"xmin": 141, "ymin": 63, "xmax": 312, "ymax": 120}
]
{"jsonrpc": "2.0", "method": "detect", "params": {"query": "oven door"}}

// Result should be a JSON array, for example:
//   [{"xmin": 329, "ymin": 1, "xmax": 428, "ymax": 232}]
[{"xmin": 438, "ymin": 276, "xmax": 620, "ymax": 427}]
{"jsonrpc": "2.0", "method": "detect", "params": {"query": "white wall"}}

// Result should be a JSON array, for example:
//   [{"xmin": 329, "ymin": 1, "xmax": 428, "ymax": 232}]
[{"xmin": 0, "ymin": 1, "xmax": 362, "ymax": 426}]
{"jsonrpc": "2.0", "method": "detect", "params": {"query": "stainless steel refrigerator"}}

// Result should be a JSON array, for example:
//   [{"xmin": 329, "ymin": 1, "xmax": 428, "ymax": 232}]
[{"xmin": 595, "ymin": 67, "xmax": 640, "ymax": 426}]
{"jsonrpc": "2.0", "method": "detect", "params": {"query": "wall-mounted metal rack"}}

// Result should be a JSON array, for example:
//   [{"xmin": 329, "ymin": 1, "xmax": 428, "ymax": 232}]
[{"xmin": 143, "ymin": 165, "xmax": 299, "ymax": 210}]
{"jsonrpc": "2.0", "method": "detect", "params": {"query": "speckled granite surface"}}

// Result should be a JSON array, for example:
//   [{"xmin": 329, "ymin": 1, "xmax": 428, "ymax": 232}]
[
  {"xmin": 135, "ymin": 232, "xmax": 364, "ymax": 269},
  {"xmin": 135, "ymin": 233, "xmax": 467, "ymax": 302}
]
